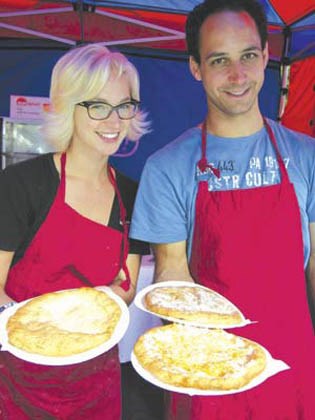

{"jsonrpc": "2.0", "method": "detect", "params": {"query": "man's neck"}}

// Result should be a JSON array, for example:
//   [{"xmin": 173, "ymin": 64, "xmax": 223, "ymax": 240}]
[{"xmin": 206, "ymin": 112, "xmax": 265, "ymax": 138}]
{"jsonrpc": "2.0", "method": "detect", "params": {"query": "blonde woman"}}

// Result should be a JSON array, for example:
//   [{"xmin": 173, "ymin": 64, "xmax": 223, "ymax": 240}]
[{"xmin": 0, "ymin": 43, "xmax": 150, "ymax": 419}]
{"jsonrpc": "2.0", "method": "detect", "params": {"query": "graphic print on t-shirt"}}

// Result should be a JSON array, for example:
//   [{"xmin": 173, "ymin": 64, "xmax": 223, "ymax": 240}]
[{"xmin": 196, "ymin": 155, "xmax": 290, "ymax": 191}]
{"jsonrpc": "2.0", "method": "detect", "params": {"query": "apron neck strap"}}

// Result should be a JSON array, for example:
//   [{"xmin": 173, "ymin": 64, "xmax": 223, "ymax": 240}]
[
  {"xmin": 107, "ymin": 166, "xmax": 127, "ymax": 226},
  {"xmin": 263, "ymin": 118, "xmax": 290, "ymax": 183},
  {"xmin": 107, "ymin": 166, "xmax": 131, "ymax": 291},
  {"xmin": 60, "ymin": 152, "xmax": 67, "ymax": 200},
  {"xmin": 198, "ymin": 122, "xmax": 221, "ymax": 178}
]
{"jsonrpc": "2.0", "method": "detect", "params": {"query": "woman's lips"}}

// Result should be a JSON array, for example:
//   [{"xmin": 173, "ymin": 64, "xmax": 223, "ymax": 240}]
[{"xmin": 96, "ymin": 131, "xmax": 119, "ymax": 143}]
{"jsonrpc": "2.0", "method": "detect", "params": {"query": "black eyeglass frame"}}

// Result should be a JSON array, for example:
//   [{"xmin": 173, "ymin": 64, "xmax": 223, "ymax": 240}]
[{"xmin": 77, "ymin": 100, "xmax": 140, "ymax": 120}]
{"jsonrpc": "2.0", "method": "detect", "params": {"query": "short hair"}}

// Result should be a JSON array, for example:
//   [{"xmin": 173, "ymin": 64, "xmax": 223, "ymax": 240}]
[
  {"xmin": 42, "ymin": 43, "xmax": 150, "ymax": 151},
  {"xmin": 186, "ymin": 0, "xmax": 268, "ymax": 64}
]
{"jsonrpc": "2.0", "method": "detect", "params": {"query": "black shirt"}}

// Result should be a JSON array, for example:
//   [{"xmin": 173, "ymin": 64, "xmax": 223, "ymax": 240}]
[{"xmin": 0, "ymin": 153, "xmax": 149, "ymax": 266}]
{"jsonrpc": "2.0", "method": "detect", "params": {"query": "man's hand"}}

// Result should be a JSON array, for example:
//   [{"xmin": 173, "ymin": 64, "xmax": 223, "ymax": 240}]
[{"xmin": 152, "ymin": 241, "xmax": 194, "ymax": 283}]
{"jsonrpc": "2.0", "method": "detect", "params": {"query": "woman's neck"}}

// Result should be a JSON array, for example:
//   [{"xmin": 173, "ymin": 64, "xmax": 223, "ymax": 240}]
[{"xmin": 56, "ymin": 148, "xmax": 110, "ymax": 186}]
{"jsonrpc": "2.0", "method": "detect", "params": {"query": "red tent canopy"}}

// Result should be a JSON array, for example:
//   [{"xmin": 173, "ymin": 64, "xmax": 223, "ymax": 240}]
[
  {"xmin": 267, "ymin": 0, "xmax": 313, "ymax": 24},
  {"xmin": 0, "ymin": 0, "xmax": 314, "ymax": 61}
]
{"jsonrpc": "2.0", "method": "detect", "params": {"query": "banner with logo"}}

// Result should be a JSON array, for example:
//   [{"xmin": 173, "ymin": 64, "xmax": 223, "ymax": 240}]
[{"xmin": 10, "ymin": 95, "xmax": 50, "ymax": 121}]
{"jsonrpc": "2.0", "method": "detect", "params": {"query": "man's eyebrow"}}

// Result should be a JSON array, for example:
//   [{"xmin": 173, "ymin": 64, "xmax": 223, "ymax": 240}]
[
  {"xmin": 242, "ymin": 46, "xmax": 262, "ymax": 53},
  {"xmin": 205, "ymin": 46, "xmax": 262, "ymax": 61},
  {"xmin": 205, "ymin": 52, "xmax": 227, "ymax": 61}
]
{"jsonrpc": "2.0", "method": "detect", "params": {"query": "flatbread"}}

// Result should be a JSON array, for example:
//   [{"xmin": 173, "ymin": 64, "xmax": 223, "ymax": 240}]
[
  {"xmin": 133, "ymin": 324, "xmax": 267, "ymax": 391},
  {"xmin": 7, "ymin": 287, "xmax": 121, "ymax": 356},
  {"xmin": 144, "ymin": 284, "xmax": 243, "ymax": 326}
]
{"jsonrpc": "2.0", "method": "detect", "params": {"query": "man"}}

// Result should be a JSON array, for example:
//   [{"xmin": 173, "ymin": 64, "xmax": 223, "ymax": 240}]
[{"xmin": 130, "ymin": 0, "xmax": 315, "ymax": 419}]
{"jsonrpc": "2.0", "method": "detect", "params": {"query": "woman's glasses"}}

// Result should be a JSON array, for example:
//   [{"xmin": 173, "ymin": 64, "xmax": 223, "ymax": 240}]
[{"xmin": 77, "ymin": 100, "xmax": 140, "ymax": 120}]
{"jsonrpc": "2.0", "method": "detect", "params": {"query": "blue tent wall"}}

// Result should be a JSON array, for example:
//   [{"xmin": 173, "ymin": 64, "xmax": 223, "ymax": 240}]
[{"xmin": 0, "ymin": 48, "xmax": 280, "ymax": 180}]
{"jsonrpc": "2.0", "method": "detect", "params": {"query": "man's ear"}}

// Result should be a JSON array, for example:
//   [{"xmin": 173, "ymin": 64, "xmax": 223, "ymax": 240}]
[
  {"xmin": 262, "ymin": 42, "xmax": 269, "ymax": 69},
  {"xmin": 189, "ymin": 56, "xmax": 202, "ymax": 81}
]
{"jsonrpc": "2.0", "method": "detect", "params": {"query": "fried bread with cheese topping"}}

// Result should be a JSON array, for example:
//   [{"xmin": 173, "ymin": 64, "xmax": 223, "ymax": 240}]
[
  {"xmin": 7, "ymin": 287, "xmax": 121, "ymax": 356},
  {"xmin": 134, "ymin": 324, "xmax": 267, "ymax": 391},
  {"xmin": 144, "ymin": 284, "xmax": 243, "ymax": 326}
]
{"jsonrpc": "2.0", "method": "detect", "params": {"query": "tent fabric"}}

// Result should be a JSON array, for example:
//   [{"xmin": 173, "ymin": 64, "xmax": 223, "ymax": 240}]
[
  {"xmin": 0, "ymin": 1, "xmax": 314, "ymax": 62},
  {"xmin": 281, "ymin": 57, "xmax": 315, "ymax": 137},
  {"xmin": 264, "ymin": 0, "xmax": 314, "ymax": 24}
]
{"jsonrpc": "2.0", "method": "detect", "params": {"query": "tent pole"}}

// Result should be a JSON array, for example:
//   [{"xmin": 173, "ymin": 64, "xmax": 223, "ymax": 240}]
[
  {"xmin": 278, "ymin": 27, "xmax": 292, "ymax": 121},
  {"xmin": 73, "ymin": 0, "xmax": 94, "ymax": 45}
]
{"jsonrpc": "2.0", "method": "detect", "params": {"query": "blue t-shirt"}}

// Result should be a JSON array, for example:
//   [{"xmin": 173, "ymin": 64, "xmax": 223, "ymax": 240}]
[{"xmin": 130, "ymin": 119, "xmax": 315, "ymax": 267}]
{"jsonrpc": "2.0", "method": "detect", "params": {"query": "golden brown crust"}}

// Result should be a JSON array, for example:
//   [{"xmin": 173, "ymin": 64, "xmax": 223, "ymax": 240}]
[
  {"xmin": 144, "ymin": 285, "xmax": 243, "ymax": 326},
  {"xmin": 7, "ymin": 288, "xmax": 121, "ymax": 356},
  {"xmin": 134, "ymin": 324, "xmax": 267, "ymax": 391}
]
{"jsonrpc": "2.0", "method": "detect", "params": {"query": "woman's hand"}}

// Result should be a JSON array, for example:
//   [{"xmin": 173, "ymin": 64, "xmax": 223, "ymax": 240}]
[
  {"xmin": 113, "ymin": 254, "xmax": 141, "ymax": 305},
  {"xmin": 95, "ymin": 280, "xmax": 136, "ymax": 305},
  {"xmin": 109, "ymin": 281, "xmax": 136, "ymax": 306},
  {"xmin": 96, "ymin": 254, "xmax": 141, "ymax": 305}
]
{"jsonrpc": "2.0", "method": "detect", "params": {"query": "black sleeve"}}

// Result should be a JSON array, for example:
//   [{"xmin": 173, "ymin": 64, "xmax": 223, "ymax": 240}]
[
  {"xmin": 0, "ymin": 164, "xmax": 29, "ymax": 251},
  {"xmin": 0, "ymin": 154, "xmax": 58, "ymax": 256},
  {"xmin": 109, "ymin": 169, "xmax": 150, "ymax": 255}
]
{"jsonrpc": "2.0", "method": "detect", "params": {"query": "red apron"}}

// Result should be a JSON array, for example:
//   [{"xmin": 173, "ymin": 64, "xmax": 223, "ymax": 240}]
[
  {"xmin": 168, "ymin": 121, "xmax": 315, "ymax": 420},
  {"xmin": 0, "ymin": 153, "xmax": 130, "ymax": 419}
]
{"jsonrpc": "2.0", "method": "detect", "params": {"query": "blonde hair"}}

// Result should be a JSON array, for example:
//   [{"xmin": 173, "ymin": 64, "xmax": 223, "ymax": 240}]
[{"xmin": 42, "ymin": 43, "xmax": 150, "ymax": 151}]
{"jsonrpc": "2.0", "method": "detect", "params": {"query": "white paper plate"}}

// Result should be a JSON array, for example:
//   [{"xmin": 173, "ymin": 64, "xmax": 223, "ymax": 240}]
[
  {"xmin": 131, "ymin": 348, "xmax": 290, "ymax": 396},
  {"xmin": 134, "ymin": 281, "xmax": 253, "ymax": 329},
  {"xmin": 0, "ymin": 287, "xmax": 129, "ymax": 366}
]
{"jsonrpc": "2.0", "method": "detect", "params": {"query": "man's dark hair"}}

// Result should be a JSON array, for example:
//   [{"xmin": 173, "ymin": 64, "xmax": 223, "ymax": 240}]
[{"xmin": 186, "ymin": 0, "xmax": 268, "ymax": 63}]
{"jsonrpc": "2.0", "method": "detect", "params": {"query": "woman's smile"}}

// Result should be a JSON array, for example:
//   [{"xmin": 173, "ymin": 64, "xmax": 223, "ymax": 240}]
[{"xmin": 96, "ymin": 130, "xmax": 120, "ymax": 143}]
